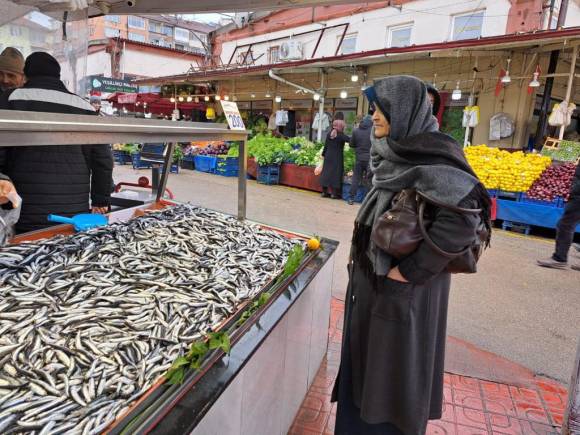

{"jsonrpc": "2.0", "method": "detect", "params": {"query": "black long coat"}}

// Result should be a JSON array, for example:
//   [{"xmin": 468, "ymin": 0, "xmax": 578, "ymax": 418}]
[
  {"xmin": 333, "ymin": 193, "xmax": 481, "ymax": 435},
  {"xmin": 320, "ymin": 132, "xmax": 349, "ymax": 189}
]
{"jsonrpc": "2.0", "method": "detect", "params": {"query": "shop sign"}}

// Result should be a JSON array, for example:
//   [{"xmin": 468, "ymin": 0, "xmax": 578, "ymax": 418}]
[
  {"xmin": 282, "ymin": 99, "xmax": 312, "ymax": 110},
  {"xmin": 334, "ymin": 97, "xmax": 358, "ymax": 109},
  {"xmin": 252, "ymin": 100, "xmax": 273, "ymax": 110},
  {"xmin": 90, "ymin": 76, "xmax": 138, "ymax": 94},
  {"xmin": 236, "ymin": 101, "xmax": 251, "ymax": 110},
  {"xmin": 324, "ymin": 98, "xmax": 334, "ymax": 109},
  {"xmin": 118, "ymin": 93, "xmax": 138, "ymax": 104},
  {"xmin": 220, "ymin": 101, "xmax": 246, "ymax": 130}
]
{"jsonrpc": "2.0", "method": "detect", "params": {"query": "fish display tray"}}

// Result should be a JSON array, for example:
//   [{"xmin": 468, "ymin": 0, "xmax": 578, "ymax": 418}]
[{"xmin": 6, "ymin": 201, "xmax": 316, "ymax": 434}]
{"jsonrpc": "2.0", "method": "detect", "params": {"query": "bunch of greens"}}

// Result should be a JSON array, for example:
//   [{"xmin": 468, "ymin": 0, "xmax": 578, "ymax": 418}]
[
  {"xmin": 541, "ymin": 140, "xmax": 580, "ymax": 162},
  {"xmin": 172, "ymin": 146, "xmax": 184, "ymax": 163},
  {"xmin": 121, "ymin": 143, "xmax": 140, "ymax": 155},
  {"xmin": 292, "ymin": 143, "xmax": 324, "ymax": 166},
  {"xmin": 227, "ymin": 143, "xmax": 240, "ymax": 158},
  {"xmin": 247, "ymin": 134, "xmax": 292, "ymax": 166},
  {"xmin": 344, "ymin": 146, "xmax": 356, "ymax": 173}
]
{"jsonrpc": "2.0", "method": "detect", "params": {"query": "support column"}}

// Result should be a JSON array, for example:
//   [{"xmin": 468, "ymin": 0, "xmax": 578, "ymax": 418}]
[
  {"xmin": 559, "ymin": 45, "xmax": 578, "ymax": 139},
  {"xmin": 534, "ymin": 50, "xmax": 559, "ymax": 148}
]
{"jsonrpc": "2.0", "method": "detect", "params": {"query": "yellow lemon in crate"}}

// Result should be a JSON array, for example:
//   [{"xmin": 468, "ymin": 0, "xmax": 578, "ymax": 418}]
[
  {"xmin": 307, "ymin": 238, "xmax": 321, "ymax": 251},
  {"xmin": 465, "ymin": 145, "xmax": 551, "ymax": 192}
]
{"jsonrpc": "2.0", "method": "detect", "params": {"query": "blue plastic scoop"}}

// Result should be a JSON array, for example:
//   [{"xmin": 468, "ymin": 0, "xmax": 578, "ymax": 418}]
[{"xmin": 47, "ymin": 213, "xmax": 108, "ymax": 232}]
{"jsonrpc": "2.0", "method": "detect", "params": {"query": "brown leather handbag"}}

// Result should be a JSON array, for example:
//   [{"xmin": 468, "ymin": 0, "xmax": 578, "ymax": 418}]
[{"xmin": 371, "ymin": 189, "xmax": 489, "ymax": 274}]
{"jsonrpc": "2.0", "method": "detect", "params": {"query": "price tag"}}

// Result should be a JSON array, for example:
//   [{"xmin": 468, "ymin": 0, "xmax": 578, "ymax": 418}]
[{"xmin": 220, "ymin": 101, "xmax": 246, "ymax": 130}]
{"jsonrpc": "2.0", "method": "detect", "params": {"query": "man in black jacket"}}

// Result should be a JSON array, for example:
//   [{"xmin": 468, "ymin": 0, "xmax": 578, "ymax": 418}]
[
  {"xmin": 538, "ymin": 163, "xmax": 580, "ymax": 271},
  {"xmin": 348, "ymin": 115, "xmax": 373, "ymax": 205},
  {"xmin": 0, "ymin": 52, "xmax": 113, "ymax": 234}
]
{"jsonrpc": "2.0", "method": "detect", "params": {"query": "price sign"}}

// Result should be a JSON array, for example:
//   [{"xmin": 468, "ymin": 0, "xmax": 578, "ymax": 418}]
[{"xmin": 220, "ymin": 101, "xmax": 246, "ymax": 130}]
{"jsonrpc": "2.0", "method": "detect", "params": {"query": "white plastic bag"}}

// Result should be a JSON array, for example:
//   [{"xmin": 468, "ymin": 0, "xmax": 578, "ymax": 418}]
[{"xmin": 0, "ymin": 192, "xmax": 22, "ymax": 246}]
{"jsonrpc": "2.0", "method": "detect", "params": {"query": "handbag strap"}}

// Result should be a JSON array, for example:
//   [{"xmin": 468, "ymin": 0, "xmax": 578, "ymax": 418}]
[
  {"xmin": 416, "ymin": 191, "xmax": 482, "ymax": 215},
  {"xmin": 417, "ymin": 196, "xmax": 472, "ymax": 259}
]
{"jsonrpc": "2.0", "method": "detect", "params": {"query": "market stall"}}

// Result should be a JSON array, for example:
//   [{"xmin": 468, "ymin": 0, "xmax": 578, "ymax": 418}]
[{"xmin": 0, "ymin": 110, "xmax": 338, "ymax": 434}]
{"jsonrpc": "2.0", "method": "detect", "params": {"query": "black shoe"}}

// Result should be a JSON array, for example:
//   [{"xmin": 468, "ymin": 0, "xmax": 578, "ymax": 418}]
[
  {"xmin": 331, "ymin": 195, "xmax": 342, "ymax": 200},
  {"xmin": 321, "ymin": 192, "xmax": 330, "ymax": 198},
  {"xmin": 348, "ymin": 199, "xmax": 354, "ymax": 205}
]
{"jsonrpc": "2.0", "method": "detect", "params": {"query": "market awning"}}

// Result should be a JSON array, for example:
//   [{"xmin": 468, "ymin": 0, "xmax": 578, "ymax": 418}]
[
  {"xmin": 1, "ymin": 0, "xmax": 385, "ymax": 24},
  {"xmin": 107, "ymin": 92, "xmax": 206, "ymax": 117},
  {"xmin": 134, "ymin": 27, "xmax": 580, "ymax": 86}
]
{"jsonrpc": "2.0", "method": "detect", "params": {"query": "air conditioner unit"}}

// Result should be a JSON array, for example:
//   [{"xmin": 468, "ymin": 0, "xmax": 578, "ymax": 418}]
[{"xmin": 280, "ymin": 40, "xmax": 303, "ymax": 61}]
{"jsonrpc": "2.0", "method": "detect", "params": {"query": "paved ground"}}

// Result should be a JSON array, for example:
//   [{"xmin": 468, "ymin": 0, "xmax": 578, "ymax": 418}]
[
  {"xmin": 289, "ymin": 299, "xmax": 569, "ymax": 435},
  {"xmin": 113, "ymin": 166, "xmax": 580, "ymax": 384}
]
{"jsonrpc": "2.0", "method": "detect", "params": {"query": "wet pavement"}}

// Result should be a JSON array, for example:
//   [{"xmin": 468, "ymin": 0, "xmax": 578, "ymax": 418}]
[
  {"xmin": 113, "ymin": 165, "xmax": 579, "ymax": 384},
  {"xmin": 288, "ymin": 299, "xmax": 569, "ymax": 435}
]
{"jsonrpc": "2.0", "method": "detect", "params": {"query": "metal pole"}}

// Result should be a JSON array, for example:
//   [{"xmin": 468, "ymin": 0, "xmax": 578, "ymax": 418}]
[
  {"xmin": 317, "ymin": 70, "xmax": 325, "ymax": 143},
  {"xmin": 562, "ymin": 338, "xmax": 580, "ymax": 434},
  {"xmin": 557, "ymin": 0, "xmax": 570, "ymax": 28},
  {"xmin": 156, "ymin": 143, "xmax": 175, "ymax": 202},
  {"xmin": 237, "ymin": 138, "xmax": 247, "ymax": 220},
  {"xmin": 534, "ymin": 50, "xmax": 560, "ymax": 148},
  {"xmin": 547, "ymin": 0, "xmax": 556, "ymax": 29},
  {"xmin": 559, "ymin": 45, "xmax": 578, "ymax": 139}
]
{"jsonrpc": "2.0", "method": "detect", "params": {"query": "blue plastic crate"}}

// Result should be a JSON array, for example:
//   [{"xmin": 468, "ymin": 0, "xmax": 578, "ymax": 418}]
[
  {"xmin": 142, "ymin": 143, "xmax": 165, "ymax": 155},
  {"xmin": 501, "ymin": 220, "xmax": 531, "ymax": 235},
  {"xmin": 132, "ymin": 153, "xmax": 152, "ymax": 169},
  {"xmin": 216, "ymin": 156, "xmax": 239, "ymax": 177},
  {"xmin": 113, "ymin": 150, "xmax": 132, "ymax": 165},
  {"xmin": 519, "ymin": 193, "xmax": 563, "ymax": 208},
  {"xmin": 194, "ymin": 155, "xmax": 218, "ymax": 173},
  {"xmin": 342, "ymin": 183, "xmax": 369, "ymax": 203},
  {"xmin": 497, "ymin": 190, "xmax": 522, "ymax": 201},
  {"xmin": 257, "ymin": 165, "xmax": 280, "ymax": 185}
]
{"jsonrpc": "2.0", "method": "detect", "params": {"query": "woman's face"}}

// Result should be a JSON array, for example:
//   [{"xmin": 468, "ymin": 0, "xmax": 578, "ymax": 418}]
[{"xmin": 372, "ymin": 106, "xmax": 390, "ymax": 138}]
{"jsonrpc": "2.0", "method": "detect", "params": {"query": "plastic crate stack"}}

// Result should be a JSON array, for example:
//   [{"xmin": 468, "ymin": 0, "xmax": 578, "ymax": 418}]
[
  {"xmin": 257, "ymin": 165, "xmax": 280, "ymax": 185},
  {"xmin": 216, "ymin": 157, "xmax": 239, "ymax": 177},
  {"xmin": 194, "ymin": 155, "xmax": 218, "ymax": 174}
]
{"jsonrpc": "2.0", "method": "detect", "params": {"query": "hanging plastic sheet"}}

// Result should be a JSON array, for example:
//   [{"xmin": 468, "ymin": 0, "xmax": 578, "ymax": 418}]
[{"xmin": 489, "ymin": 112, "xmax": 515, "ymax": 141}]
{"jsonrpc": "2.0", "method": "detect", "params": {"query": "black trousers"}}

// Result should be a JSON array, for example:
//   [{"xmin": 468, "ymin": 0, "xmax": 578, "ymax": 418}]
[
  {"xmin": 553, "ymin": 196, "xmax": 580, "ymax": 262},
  {"xmin": 349, "ymin": 159, "xmax": 370, "ymax": 200}
]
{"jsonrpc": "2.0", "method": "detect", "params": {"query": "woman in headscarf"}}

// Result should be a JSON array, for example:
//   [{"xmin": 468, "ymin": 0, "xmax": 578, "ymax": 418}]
[
  {"xmin": 331, "ymin": 76, "xmax": 491, "ymax": 435},
  {"xmin": 320, "ymin": 119, "xmax": 349, "ymax": 199}
]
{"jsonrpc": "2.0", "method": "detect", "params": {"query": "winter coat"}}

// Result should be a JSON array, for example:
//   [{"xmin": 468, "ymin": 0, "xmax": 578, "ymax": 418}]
[
  {"xmin": 320, "ymin": 132, "xmax": 349, "ymax": 189},
  {"xmin": 0, "ymin": 76, "xmax": 113, "ymax": 234},
  {"xmin": 571, "ymin": 163, "xmax": 580, "ymax": 198},
  {"xmin": 332, "ymin": 190, "xmax": 481, "ymax": 435},
  {"xmin": 350, "ymin": 117, "xmax": 372, "ymax": 162}
]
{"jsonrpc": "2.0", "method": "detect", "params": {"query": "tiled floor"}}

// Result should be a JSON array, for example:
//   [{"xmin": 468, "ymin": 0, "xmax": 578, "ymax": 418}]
[{"xmin": 289, "ymin": 298, "xmax": 569, "ymax": 435}]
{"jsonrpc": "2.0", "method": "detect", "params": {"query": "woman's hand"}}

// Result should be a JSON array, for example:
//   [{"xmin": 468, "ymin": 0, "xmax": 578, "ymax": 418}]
[
  {"xmin": 387, "ymin": 266, "xmax": 409, "ymax": 283},
  {"xmin": 92, "ymin": 206, "xmax": 108, "ymax": 214},
  {"xmin": 0, "ymin": 180, "xmax": 17, "ymax": 205}
]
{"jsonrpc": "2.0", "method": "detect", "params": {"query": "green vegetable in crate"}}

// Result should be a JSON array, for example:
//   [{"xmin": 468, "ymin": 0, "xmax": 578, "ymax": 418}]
[
  {"xmin": 172, "ymin": 146, "xmax": 184, "ymax": 163},
  {"xmin": 248, "ymin": 134, "xmax": 292, "ymax": 165},
  {"xmin": 541, "ymin": 140, "xmax": 580, "ymax": 162},
  {"xmin": 227, "ymin": 143, "xmax": 240, "ymax": 158},
  {"xmin": 343, "ymin": 145, "xmax": 356, "ymax": 173}
]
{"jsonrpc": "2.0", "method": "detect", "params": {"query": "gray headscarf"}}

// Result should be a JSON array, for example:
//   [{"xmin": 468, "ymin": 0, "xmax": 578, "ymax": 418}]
[{"xmin": 354, "ymin": 76, "xmax": 481, "ymax": 276}]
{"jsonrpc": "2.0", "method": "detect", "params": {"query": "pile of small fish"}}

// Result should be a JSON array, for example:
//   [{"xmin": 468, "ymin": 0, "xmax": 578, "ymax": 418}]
[{"xmin": 0, "ymin": 205, "xmax": 297, "ymax": 434}]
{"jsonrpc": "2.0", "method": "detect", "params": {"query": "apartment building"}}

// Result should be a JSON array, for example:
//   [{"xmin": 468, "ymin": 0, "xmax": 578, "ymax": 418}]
[{"xmin": 89, "ymin": 14, "xmax": 215, "ymax": 55}]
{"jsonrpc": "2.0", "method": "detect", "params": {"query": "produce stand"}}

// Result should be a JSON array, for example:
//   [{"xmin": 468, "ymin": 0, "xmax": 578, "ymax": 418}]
[
  {"xmin": 0, "ymin": 109, "xmax": 338, "ymax": 434},
  {"xmin": 495, "ymin": 199, "xmax": 580, "ymax": 233}
]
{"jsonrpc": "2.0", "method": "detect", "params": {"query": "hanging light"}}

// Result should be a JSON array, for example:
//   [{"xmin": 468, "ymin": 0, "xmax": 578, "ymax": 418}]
[
  {"xmin": 233, "ymin": 95, "xmax": 238, "ymax": 102},
  {"xmin": 529, "ymin": 72, "xmax": 540, "ymax": 88},
  {"xmin": 340, "ymin": 90, "xmax": 348, "ymax": 99},
  {"xmin": 194, "ymin": 96, "xmax": 199, "ymax": 103},
  {"xmin": 178, "ymin": 96, "xmax": 184, "ymax": 102},
  {"xmin": 265, "ymin": 92, "xmax": 271, "ymax": 98},
  {"xmin": 186, "ymin": 96, "xmax": 193, "ymax": 102},
  {"xmin": 204, "ymin": 95, "xmax": 210, "ymax": 102},
  {"xmin": 224, "ymin": 95, "xmax": 230, "ymax": 101},
  {"xmin": 451, "ymin": 81, "xmax": 462, "ymax": 101},
  {"xmin": 251, "ymin": 93, "xmax": 256, "ymax": 98},
  {"xmin": 275, "ymin": 95, "xmax": 282, "ymax": 103},
  {"xmin": 501, "ymin": 58, "xmax": 512, "ymax": 84},
  {"xmin": 170, "ymin": 97, "xmax": 176, "ymax": 103},
  {"xmin": 351, "ymin": 74, "xmax": 359, "ymax": 82},
  {"xmin": 313, "ymin": 93, "xmax": 321, "ymax": 101},
  {"xmin": 215, "ymin": 95, "xmax": 221, "ymax": 101}
]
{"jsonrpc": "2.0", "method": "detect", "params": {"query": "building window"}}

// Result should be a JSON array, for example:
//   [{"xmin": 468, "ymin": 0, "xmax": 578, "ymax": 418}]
[
  {"xmin": 339, "ymin": 34, "xmax": 357, "ymax": 55},
  {"xmin": 175, "ymin": 44, "xmax": 185, "ymax": 51},
  {"xmin": 387, "ymin": 24, "xmax": 412, "ymax": 48},
  {"xmin": 269, "ymin": 46, "xmax": 280, "ymax": 63},
  {"xmin": 105, "ymin": 15, "xmax": 120, "ymax": 24},
  {"xmin": 88, "ymin": 26, "xmax": 95, "ymax": 37},
  {"xmin": 162, "ymin": 25, "xmax": 173, "ymax": 36},
  {"xmin": 174, "ymin": 28, "xmax": 190, "ymax": 42},
  {"xmin": 10, "ymin": 26, "xmax": 22, "ymax": 37},
  {"xmin": 128, "ymin": 16, "xmax": 145, "ymax": 29},
  {"xmin": 105, "ymin": 27, "xmax": 121, "ymax": 38},
  {"xmin": 192, "ymin": 32, "xmax": 206, "ymax": 45},
  {"xmin": 128, "ymin": 32, "xmax": 146, "ymax": 42},
  {"xmin": 149, "ymin": 21, "xmax": 162, "ymax": 33},
  {"xmin": 451, "ymin": 11, "xmax": 485, "ymax": 41}
]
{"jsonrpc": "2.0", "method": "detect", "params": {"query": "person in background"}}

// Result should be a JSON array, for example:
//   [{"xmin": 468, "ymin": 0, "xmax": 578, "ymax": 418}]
[
  {"xmin": 426, "ymin": 84, "xmax": 441, "ymax": 116},
  {"xmin": 320, "ymin": 119, "xmax": 349, "ymax": 199},
  {"xmin": 0, "ymin": 52, "xmax": 113, "ymax": 234},
  {"xmin": 348, "ymin": 114, "xmax": 373, "ymax": 205},
  {"xmin": 332, "ymin": 76, "xmax": 491, "ymax": 435},
  {"xmin": 538, "ymin": 163, "xmax": 580, "ymax": 271},
  {"xmin": 0, "ymin": 173, "xmax": 17, "ymax": 205},
  {"xmin": 0, "ymin": 47, "xmax": 25, "ymax": 92}
]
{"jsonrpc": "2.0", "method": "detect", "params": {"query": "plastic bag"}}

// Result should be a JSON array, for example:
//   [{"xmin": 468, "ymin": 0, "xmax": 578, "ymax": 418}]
[
  {"xmin": 549, "ymin": 103, "xmax": 565, "ymax": 127},
  {"xmin": 0, "ymin": 192, "xmax": 22, "ymax": 246}
]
